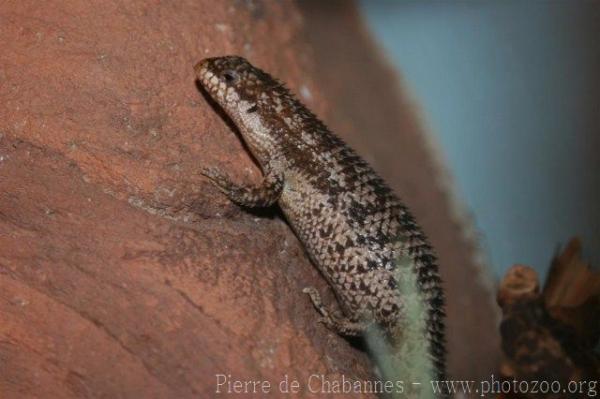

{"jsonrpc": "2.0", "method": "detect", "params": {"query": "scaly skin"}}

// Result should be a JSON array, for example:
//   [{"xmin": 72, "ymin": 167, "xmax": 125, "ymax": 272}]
[{"xmin": 195, "ymin": 56, "xmax": 447, "ymax": 387}]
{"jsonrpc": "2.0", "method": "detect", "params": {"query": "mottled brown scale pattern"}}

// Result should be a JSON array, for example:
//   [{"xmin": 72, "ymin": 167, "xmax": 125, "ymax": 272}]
[{"xmin": 195, "ymin": 56, "xmax": 446, "ymax": 381}]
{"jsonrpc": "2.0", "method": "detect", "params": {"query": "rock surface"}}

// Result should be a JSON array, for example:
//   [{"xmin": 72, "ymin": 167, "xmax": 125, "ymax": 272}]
[{"xmin": 0, "ymin": 1, "xmax": 499, "ymax": 397}]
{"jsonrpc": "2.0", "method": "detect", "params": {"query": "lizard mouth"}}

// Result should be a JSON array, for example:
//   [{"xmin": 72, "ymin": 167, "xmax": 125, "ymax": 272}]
[{"xmin": 194, "ymin": 60, "xmax": 220, "ymax": 96}]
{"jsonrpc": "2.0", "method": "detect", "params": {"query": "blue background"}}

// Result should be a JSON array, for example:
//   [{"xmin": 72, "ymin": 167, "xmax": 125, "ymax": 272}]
[{"xmin": 360, "ymin": 1, "xmax": 600, "ymax": 277}]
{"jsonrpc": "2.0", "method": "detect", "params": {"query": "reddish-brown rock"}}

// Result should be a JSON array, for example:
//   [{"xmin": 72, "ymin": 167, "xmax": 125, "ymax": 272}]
[{"xmin": 0, "ymin": 1, "xmax": 499, "ymax": 397}]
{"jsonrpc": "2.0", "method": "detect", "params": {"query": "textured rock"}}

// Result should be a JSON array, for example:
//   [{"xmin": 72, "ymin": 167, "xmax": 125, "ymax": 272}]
[{"xmin": 0, "ymin": 1, "xmax": 499, "ymax": 397}]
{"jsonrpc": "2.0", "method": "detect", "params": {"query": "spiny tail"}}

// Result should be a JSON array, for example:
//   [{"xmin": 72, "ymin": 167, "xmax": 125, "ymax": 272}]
[
  {"xmin": 367, "ymin": 224, "xmax": 447, "ymax": 398},
  {"xmin": 399, "ymin": 206, "xmax": 447, "ymax": 381}
]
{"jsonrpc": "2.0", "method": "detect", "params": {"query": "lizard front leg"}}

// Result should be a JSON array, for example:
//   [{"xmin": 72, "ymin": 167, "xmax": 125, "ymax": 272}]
[
  {"xmin": 303, "ymin": 287, "xmax": 369, "ymax": 337},
  {"xmin": 201, "ymin": 164, "xmax": 283, "ymax": 208}
]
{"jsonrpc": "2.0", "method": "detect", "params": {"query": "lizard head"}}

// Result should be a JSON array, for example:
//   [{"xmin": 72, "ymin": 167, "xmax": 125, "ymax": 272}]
[
  {"xmin": 194, "ymin": 55, "xmax": 277, "ymax": 113},
  {"xmin": 195, "ymin": 56, "xmax": 292, "ymax": 166}
]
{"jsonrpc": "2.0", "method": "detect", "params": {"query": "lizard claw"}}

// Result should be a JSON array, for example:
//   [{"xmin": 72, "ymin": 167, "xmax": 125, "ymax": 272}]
[
  {"xmin": 303, "ymin": 288, "xmax": 335, "ymax": 329},
  {"xmin": 200, "ymin": 166, "xmax": 222, "ymax": 180},
  {"xmin": 317, "ymin": 316, "xmax": 336, "ymax": 329},
  {"xmin": 200, "ymin": 167, "xmax": 231, "ymax": 192},
  {"xmin": 303, "ymin": 286, "xmax": 331, "ymax": 318}
]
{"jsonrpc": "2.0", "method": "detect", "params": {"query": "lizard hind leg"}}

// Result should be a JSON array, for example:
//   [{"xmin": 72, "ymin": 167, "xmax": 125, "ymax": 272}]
[{"xmin": 302, "ymin": 286, "xmax": 369, "ymax": 337}]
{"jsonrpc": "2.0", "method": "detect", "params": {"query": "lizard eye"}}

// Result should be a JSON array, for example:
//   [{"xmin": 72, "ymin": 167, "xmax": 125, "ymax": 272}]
[{"xmin": 223, "ymin": 70, "xmax": 239, "ymax": 84}]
